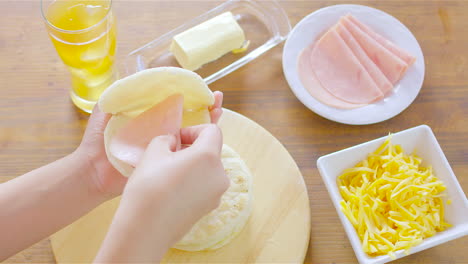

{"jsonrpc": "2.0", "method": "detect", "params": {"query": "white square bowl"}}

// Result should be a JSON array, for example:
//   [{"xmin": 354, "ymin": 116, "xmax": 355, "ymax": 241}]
[{"xmin": 317, "ymin": 125, "xmax": 468, "ymax": 264}]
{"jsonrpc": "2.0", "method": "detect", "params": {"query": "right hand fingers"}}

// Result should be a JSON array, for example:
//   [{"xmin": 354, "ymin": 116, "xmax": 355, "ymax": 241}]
[
  {"xmin": 180, "ymin": 124, "xmax": 223, "ymax": 156},
  {"xmin": 144, "ymin": 134, "xmax": 178, "ymax": 159}
]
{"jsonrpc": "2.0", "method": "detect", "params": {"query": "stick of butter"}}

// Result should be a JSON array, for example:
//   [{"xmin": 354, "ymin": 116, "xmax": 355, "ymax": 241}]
[{"xmin": 170, "ymin": 12, "xmax": 246, "ymax": 71}]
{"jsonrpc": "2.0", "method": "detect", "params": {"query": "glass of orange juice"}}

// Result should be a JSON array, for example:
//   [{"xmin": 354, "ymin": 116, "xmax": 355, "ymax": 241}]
[{"xmin": 41, "ymin": 0, "xmax": 117, "ymax": 113}]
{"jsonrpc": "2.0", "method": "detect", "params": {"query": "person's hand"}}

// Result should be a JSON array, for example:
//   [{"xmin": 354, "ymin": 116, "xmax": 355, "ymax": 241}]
[
  {"xmin": 94, "ymin": 124, "xmax": 229, "ymax": 263},
  {"xmin": 76, "ymin": 106, "xmax": 128, "ymax": 199},
  {"xmin": 77, "ymin": 91, "xmax": 224, "ymax": 199},
  {"xmin": 126, "ymin": 124, "xmax": 229, "ymax": 245}
]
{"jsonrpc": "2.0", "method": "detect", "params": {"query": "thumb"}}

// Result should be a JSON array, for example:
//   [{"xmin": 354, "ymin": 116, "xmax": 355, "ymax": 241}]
[
  {"xmin": 80, "ymin": 104, "xmax": 111, "ymax": 148},
  {"xmin": 145, "ymin": 134, "xmax": 178, "ymax": 158},
  {"xmin": 88, "ymin": 104, "xmax": 111, "ymax": 132}
]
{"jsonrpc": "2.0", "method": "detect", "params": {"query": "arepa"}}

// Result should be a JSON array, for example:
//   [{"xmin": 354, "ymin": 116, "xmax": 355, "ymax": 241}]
[
  {"xmin": 99, "ymin": 67, "xmax": 214, "ymax": 177},
  {"xmin": 98, "ymin": 67, "xmax": 253, "ymax": 251}
]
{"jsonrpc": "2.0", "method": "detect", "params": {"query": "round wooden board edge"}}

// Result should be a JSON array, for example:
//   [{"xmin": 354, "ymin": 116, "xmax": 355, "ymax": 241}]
[{"xmin": 219, "ymin": 108, "xmax": 311, "ymax": 261}]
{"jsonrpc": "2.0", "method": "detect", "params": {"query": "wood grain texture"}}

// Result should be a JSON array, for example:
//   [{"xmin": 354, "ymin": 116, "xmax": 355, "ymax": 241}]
[
  {"xmin": 50, "ymin": 109, "xmax": 310, "ymax": 263},
  {"xmin": 1, "ymin": 0, "xmax": 467, "ymax": 263}
]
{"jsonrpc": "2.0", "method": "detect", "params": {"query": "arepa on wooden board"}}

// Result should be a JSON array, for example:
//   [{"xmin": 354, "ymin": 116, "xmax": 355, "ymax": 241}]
[{"xmin": 98, "ymin": 67, "xmax": 253, "ymax": 251}]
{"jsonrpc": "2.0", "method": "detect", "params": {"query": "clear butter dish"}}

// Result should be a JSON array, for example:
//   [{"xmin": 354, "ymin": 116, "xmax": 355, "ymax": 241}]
[{"xmin": 124, "ymin": 0, "xmax": 291, "ymax": 84}]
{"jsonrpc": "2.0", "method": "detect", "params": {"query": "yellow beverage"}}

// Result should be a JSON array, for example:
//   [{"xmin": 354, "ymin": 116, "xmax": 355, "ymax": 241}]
[{"xmin": 42, "ymin": 0, "xmax": 117, "ymax": 113}]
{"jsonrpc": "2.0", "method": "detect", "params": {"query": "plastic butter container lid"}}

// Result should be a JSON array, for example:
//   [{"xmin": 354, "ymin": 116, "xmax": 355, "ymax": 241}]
[{"xmin": 124, "ymin": 0, "xmax": 291, "ymax": 85}]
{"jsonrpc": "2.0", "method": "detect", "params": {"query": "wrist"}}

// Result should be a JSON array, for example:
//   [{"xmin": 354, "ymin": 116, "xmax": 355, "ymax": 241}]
[
  {"xmin": 71, "ymin": 148, "xmax": 113, "ymax": 202},
  {"xmin": 107, "ymin": 190, "xmax": 173, "ymax": 261}
]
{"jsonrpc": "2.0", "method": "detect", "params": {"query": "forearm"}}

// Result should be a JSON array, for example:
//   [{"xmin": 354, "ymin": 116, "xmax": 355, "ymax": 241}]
[{"xmin": 0, "ymin": 151, "xmax": 107, "ymax": 260}]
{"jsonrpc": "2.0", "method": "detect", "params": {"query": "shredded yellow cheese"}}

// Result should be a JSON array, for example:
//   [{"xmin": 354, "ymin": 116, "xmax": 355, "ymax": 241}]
[{"xmin": 338, "ymin": 135, "xmax": 451, "ymax": 258}]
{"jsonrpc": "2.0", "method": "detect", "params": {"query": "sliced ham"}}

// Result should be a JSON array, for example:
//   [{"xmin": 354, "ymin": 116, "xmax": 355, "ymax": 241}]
[
  {"xmin": 340, "ymin": 17, "xmax": 408, "ymax": 84},
  {"xmin": 298, "ymin": 44, "xmax": 366, "ymax": 109},
  {"xmin": 109, "ymin": 94, "xmax": 184, "ymax": 167},
  {"xmin": 335, "ymin": 23, "xmax": 393, "ymax": 95},
  {"xmin": 345, "ymin": 14, "xmax": 416, "ymax": 66},
  {"xmin": 297, "ymin": 14, "xmax": 416, "ymax": 109},
  {"xmin": 310, "ymin": 28, "xmax": 384, "ymax": 104}
]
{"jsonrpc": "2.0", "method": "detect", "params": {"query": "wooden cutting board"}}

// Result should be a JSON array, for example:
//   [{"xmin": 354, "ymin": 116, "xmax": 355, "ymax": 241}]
[{"xmin": 50, "ymin": 109, "xmax": 310, "ymax": 263}]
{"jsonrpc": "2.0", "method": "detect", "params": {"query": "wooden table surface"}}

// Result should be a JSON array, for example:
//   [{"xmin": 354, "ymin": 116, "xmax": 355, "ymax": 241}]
[{"xmin": 1, "ymin": 0, "xmax": 467, "ymax": 263}]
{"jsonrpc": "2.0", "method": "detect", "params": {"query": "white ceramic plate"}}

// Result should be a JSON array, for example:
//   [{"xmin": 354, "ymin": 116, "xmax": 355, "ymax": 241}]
[{"xmin": 282, "ymin": 4, "xmax": 425, "ymax": 125}]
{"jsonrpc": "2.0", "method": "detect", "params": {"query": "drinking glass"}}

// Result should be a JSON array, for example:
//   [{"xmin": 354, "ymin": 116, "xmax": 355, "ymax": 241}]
[{"xmin": 41, "ymin": 0, "xmax": 117, "ymax": 113}]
